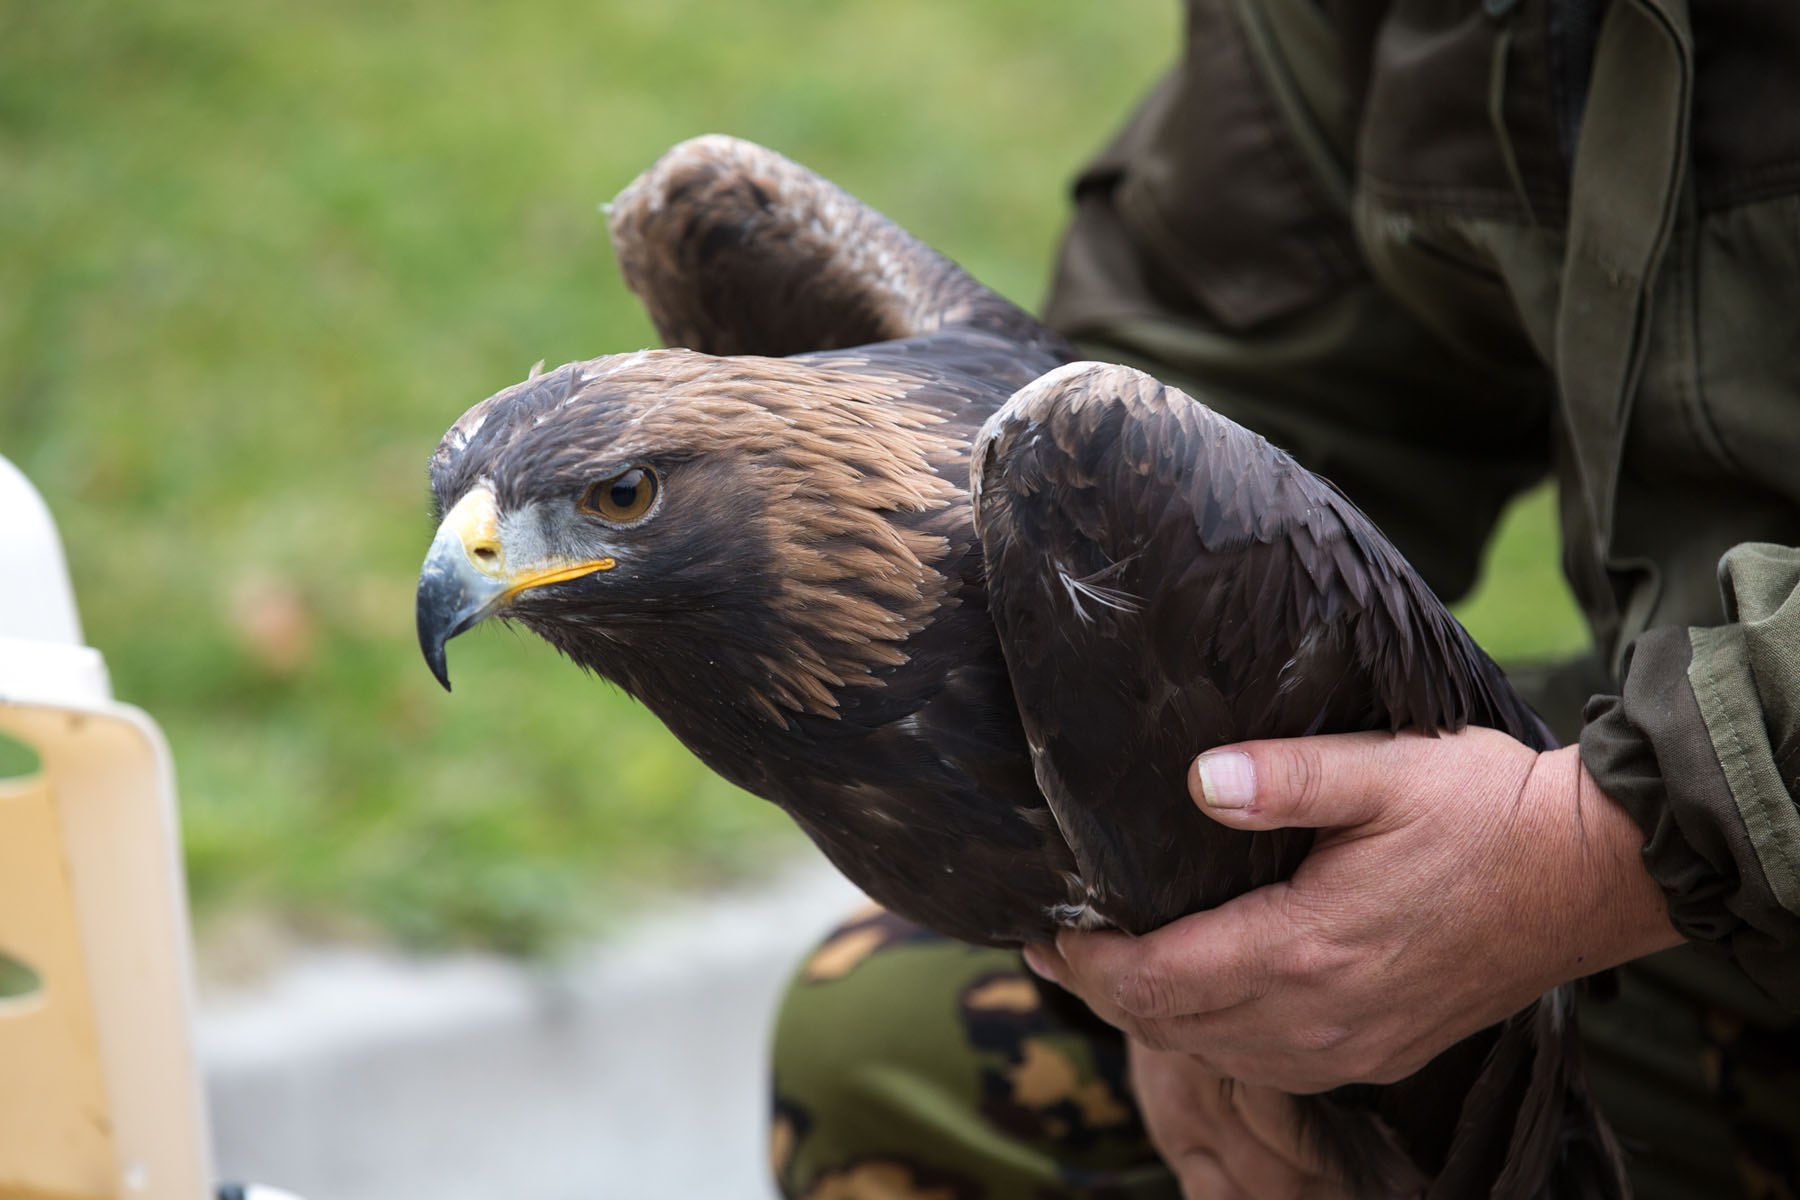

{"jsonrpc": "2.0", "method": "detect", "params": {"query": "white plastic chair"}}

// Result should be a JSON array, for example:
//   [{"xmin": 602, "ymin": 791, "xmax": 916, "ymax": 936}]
[{"xmin": 0, "ymin": 455, "xmax": 297, "ymax": 1200}]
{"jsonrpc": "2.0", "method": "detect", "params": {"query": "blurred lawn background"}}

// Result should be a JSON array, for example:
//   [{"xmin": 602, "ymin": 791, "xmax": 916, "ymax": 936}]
[{"xmin": 1, "ymin": 0, "xmax": 1585, "ymax": 957}]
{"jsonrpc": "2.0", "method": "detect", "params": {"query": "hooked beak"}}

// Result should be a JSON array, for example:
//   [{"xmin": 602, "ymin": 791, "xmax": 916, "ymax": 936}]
[{"xmin": 415, "ymin": 486, "xmax": 615, "ymax": 691}]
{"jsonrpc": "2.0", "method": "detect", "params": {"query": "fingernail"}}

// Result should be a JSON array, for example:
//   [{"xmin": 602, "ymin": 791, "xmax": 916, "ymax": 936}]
[
  {"xmin": 1021, "ymin": 944, "xmax": 1054, "ymax": 979},
  {"xmin": 1194, "ymin": 751, "xmax": 1256, "ymax": 809}
]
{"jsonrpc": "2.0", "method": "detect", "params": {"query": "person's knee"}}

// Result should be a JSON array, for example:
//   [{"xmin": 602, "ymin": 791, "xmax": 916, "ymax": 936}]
[{"xmin": 769, "ymin": 905, "xmax": 1173, "ymax": 1199}]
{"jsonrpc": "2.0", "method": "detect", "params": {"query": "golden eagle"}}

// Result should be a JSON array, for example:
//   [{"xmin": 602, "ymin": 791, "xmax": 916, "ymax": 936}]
[{"xmin": 415, "ymin": 136, "xmax": 1622, "ymax": 1197}]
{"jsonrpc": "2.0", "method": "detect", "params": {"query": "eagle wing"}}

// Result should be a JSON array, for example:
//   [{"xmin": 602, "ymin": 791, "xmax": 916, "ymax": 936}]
[
  {"xmin": 971, "ymin": 363, "xmax": 1620, "ymax": 1198},
  {"xmin": 607, "ymin": 134, "xmax": 1071, "ymax": 364},
  {"xmin": 971, "ymin": 361, "xmax": 1552, "ymax": 934}
]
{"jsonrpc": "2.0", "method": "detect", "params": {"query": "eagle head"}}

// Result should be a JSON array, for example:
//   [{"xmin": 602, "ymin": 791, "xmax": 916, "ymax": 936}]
[{"xmin": 416, "ymin": 348, "xmax": 969, "ymax": 728}]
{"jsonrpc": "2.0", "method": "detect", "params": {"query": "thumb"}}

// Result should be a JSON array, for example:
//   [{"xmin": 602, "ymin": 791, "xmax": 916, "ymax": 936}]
[{"xmin": 1187, "ymin": 731, "xmax": 1409, "ymax": 832}]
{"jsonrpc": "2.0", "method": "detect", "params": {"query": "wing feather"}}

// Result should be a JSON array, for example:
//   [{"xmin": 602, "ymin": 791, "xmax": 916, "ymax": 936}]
[
  {"xmin": 608, "ymin": 135, "xmax": 1071, "ymax": 363},
  {"xmin": 971, "ymin": 362, "xmax": 1604, "ymax": 1197},
  {"xmin": 973, "ymin": 362, "xmax": 1551, "ymax": 929}
]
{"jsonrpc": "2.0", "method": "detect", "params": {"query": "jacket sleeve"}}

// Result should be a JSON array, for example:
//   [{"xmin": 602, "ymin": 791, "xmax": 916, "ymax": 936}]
[{"xmin": 1582, "ymin": 543, "xmax": 1800, "ymax": 1005}]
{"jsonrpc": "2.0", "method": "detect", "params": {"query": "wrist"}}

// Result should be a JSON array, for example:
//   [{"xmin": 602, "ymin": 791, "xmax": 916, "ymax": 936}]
[{"xmin": 1520, "ymin": 745, "xmax": 1684, "ymax": 980}]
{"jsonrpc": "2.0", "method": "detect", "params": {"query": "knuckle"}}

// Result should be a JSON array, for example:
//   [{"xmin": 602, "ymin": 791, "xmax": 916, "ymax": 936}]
[
  {"xmin": 1114, "ymin": 960, "xmax": 1181, "ymax": 1020},
  {"xmin": 1359, "ymin": 1046, "xmax": 1423, "ymax": 1086},
  {"xmin": 1272, "ymin": 745, "xmax": 1325, "ymax": 813},
  {"xmin": 1335, "ymin": 1043, "xmax": 1394, "ymax": 1086},
  {"xmin": 1295, "ymin": 1023, "xmax": 1353, "ymax": 1055},
  {"xmin": 1283, "ymin": 1072, "xmax": 1339, "ymax": 1096},
  {"xmin": 1267, "ymin": 923, "xmax": 1329, "ymax": 984}
]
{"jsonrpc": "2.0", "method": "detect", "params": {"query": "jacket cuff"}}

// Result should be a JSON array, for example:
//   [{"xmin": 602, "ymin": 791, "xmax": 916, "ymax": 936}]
[{"xmin": 1582, "ymin": 621, "xmax": 1800, "ymax": 1006}]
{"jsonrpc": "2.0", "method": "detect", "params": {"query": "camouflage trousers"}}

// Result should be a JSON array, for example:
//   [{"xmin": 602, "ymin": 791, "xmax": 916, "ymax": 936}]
[
  {"xmin": 770, "ymin": 904, "xmax": 1177, "ymax": 1200},
  {"xmin": 770, "ymin": 906, "xmax": 1800, "ymax": 1200}
]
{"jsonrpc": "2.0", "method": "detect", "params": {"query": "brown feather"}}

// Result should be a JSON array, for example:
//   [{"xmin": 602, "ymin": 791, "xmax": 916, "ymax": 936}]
[{"xmin": 608, "ymin": 135, "xmax": 1068, "ymax": 361}]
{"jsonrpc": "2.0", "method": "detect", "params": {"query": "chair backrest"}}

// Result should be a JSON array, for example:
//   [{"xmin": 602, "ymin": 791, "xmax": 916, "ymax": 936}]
[{"xmin": 0, "ymin": 454, "xmax": 214, "ymax": 1200}]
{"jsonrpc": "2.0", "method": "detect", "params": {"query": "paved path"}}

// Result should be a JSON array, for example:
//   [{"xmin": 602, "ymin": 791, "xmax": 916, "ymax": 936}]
[{"xmin": 201, "ymin": 856, "xmax": 863, "ymax": 1200}]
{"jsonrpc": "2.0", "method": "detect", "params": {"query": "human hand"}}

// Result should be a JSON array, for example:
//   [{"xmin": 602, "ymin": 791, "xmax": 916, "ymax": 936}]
[
  {"xmin": 1128, "ymin": 1041, "xmax": 1355, "ymax": 1200},
  {"xmin": 1025, "ymin": 727, "xmax": 1682, "ymax": 1092}
]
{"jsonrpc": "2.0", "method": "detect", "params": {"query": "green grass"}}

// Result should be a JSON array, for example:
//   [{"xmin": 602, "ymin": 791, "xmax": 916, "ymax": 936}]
[
  {"xmin": 1455, "ymin": 487, "xmax": 1588, "ymax": 664},
  {"xmin": 1, "ymin": 0, "xmax": 1584, "ymax": 955}
]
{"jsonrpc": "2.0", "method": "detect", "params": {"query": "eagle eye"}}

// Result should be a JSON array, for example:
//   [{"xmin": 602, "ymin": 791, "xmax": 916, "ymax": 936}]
[{"xmin": 582, "ymin": 467, "xmax": 659, "ymax": 525}]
